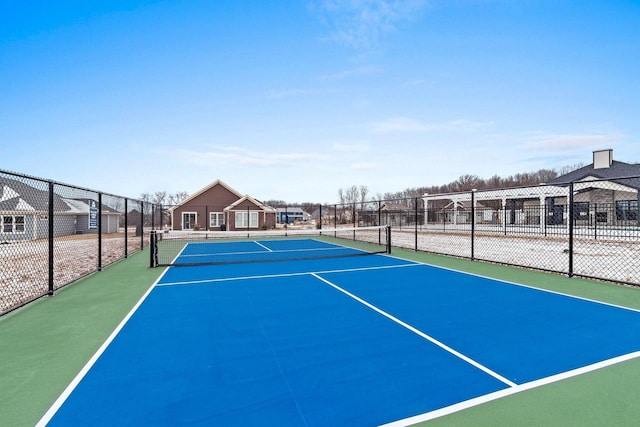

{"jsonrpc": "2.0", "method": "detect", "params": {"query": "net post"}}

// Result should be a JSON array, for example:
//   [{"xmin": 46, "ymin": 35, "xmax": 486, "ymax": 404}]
[
  {"xmin": 386, "ymin": 225, "xmax": 392, "ymax": 254},
  {"xmin": 149, "ymin": 231, "xmax": 156, "ymax": 268}
]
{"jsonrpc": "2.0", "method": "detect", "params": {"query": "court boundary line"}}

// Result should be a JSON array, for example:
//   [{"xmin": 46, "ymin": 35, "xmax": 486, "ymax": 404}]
[
  {"xmin": 35, "ymin": 258, "xmax": 416, "ymax": 425},
  {"xmin": 310, "ymin": 273, "xmax": 518, "ymax": 388},
  {"xmin": 37, "ymin": 249, "xmax": 640, "ymax": 426},
  {"xmin": 155, "ymin": 261, "xmax": 421, "ymax": 287},
  {"xmin": 35, "ymin": 267, "xmax": 173, "ymax": 427},
  {"xmin": 159, "ymin": 233, "xmax": 389, "ymax": 266},
  {"xmin": 177, "ymin": 245, "xmax": 351, "ymax": 259},
  {"xmin": 385, "ymin": 253, "xmax": 640, "ymax": 314},
  {"xmin": 380, "ymin": 350, "xmax": 640, "ymax": 426}
]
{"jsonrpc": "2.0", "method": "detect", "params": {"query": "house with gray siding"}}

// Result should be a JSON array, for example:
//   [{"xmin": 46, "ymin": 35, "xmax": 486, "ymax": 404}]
[{"xmin": 0, "ymin": 177, "xmax": 121, "ymax": 242}]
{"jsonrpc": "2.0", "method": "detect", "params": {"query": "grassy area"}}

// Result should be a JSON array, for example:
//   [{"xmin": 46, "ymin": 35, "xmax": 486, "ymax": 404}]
[
  {"xmin": 2, "ymin": 245, "xmax": 640, "ymax": 426},
  {"xmin": 0, "ymin": 249, "xmax": 163, "ymax": 427}
]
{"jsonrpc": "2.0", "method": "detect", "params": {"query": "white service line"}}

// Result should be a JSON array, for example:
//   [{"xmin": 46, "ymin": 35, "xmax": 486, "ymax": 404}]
[
  {"xmin": 156, "ymin": 262, "xmax": 421, "ymax": 287},
  {"xmin": 310, "ymin": 273, "xmax": 517, "ymax": 388},
  {"xmin": 380, "ymin": 350, "xmax": 640, "ymax": 426},
  {"xmin": 253, "ymin": 240, "xmax": 273, "ymax": 252}
]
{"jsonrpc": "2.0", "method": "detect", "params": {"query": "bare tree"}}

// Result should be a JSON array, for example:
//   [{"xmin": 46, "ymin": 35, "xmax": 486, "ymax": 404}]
[
  {"xmin": 453, "ymin": 174, "xmax": 480, "ymax": 192},
  {"xmin": 167, "ymin": 191, "xmax": 189, "ymax": 206},
  {"xmin": 558, "ymin": 163, "xmax": 585, "ymax": 176},
  {"xmin": 152, "ymin": 191, "xmax": 166, "ymax": 206},
  {"xmin": 359, "ymin": 185, "xmax": 369, "ymax": 203}
]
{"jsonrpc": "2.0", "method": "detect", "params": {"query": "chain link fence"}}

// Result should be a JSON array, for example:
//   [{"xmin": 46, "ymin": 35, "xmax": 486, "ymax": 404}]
[
  {"xmin": 319, "ymin": 176, "xmax": 640, "ymax": 287},
  {"xmin": 4, "ymin": 170, "xmax": 639, "ymax": 314},
  {"xmin": 0, "ymin": 169, "xmax": 162, "ymax": 315}
]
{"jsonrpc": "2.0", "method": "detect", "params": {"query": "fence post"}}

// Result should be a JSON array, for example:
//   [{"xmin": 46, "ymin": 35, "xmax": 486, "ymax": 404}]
[
  {"xmin": 568, "ymin": 182, "xmax": 574, "ymax": 277},
  {"xmin": 319, "ymin": 204, "xmax": 322, "ymax": 229},
  {"xmin": 414, "ymin": 197, "xmax": 418, "ymax": 251},
  {"xmin": 471, "ymin": 190, "xmax": 476, "ymax": 261},
  {"xmin": 637, "ymin": 191, "xmax": 640, "ymax": 227},
  {"xmin": 124, "ymin": 198, "xmax": 129, "ymax": 258},
  {"xmin": 98, "ymin": 193, "xmax": 103, "ymax": 271},
  {"xmin": 48, "ymin": 181, "xmax": 55, "ymax": 296},
  {"xmin": 140, "ymin": 201, "xmax": 144, "ymax": 250}
]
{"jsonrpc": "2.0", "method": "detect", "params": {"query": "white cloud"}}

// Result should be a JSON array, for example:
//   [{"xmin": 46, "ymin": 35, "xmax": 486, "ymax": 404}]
[
  {"xmin": 161, "ymin": 145, "xmax": 326, "ymax": 168},
  {"xmin": 525, "ymin": 132, "xmax": 620, "ymax": 151},
  {"xmin": 265, "ymin": 88, "xmax": 316, "ymax": 99},
  {"xmin": 331, "ymin": 142, "xmax": 371, "ymax": 153},
  {"xmin": 369, "ymin": 117, "xmax": 431, "ymax": 133},
  {"xmin": 351, "ymin": 161, "xmax": 380, "ymax": 170},
  {"xmin": 445, "ymin": 119, "xmax": 495, "ymax": 131},
  {"xmin": 320, "ymin": 65, "xmax": 381, "ymax": 80},
  {"xmin": 368, "ymin": 117, "xmax": 494, "ymax": 134},
  {"xmin": 403, "ymin": 79, "xmax": 426, "ymax": 86},
  {"xmin": 312, "ymin": 0, "xmax": 428, "ymax": 50}
]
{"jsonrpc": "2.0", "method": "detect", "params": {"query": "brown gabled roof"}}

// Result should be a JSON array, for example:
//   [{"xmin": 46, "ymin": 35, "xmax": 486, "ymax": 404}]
[
  {"xmin": 169, "ymin": 179, "xmax": 243, "ymax": 212},
  {"xmin": 224, "ymin": 195, "xmax": 277, "ymax": 212}
]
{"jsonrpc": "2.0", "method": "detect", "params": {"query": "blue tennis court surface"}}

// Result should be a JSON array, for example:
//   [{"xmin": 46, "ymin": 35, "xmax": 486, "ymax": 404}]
[{"xmin": 41, "ymin": 238, "xmax": 640, "ymax": 426}]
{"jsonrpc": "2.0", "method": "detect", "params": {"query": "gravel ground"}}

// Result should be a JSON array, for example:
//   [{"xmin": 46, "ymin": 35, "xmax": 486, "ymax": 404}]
[{"xmin": 0, "ymin": 233, "xmax": 148, "ymax": 314}]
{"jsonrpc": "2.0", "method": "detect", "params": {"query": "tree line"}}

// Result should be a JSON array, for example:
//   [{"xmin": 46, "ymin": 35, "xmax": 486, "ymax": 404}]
[
  {"xmin": 334, "ymin": 163, "xmax": 585, "ymax": 207},
  {"xmin": 142, "ymin": 163, "xmax": 585, "ymax": 211}
]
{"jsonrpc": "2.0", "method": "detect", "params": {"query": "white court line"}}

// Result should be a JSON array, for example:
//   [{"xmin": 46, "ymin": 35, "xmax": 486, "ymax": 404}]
[
  {"xmin": 252, "ymin": 240, "xmax": 273, "ymax": 252},
  {"xmin": 380, "ymin": 350, "xmax": 640, "ymax": 426},
  {"xmin": 179, "ymin": 245, "xmax": 346, "ymax": 259},
  {"xmin": 310, "ymin": 273, "xmax": 517, "ymax": 388},
  {"xmin": 35, "ymin": 267, "xmax": 172, "ymax": 427},
  {"xmin": 384, "ymin": 253, "xmax": 640, "ymax": 314},
  {"xmin": 156, "ymin": 261, "xmax": 421, "ymax": 287}
]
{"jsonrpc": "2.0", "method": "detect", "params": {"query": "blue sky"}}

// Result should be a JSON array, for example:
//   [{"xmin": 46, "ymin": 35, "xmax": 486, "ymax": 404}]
[{"xmin": 1, "ymin": 1, "xmax": 639, "ymax": 203}]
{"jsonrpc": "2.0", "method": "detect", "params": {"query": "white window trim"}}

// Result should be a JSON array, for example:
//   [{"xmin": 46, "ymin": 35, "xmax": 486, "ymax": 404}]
[
  {"xmin": 2, "ymin": 215, "xmax": 26, "ymax": 234},
  {"xmin": 209, "ymin": 212, "xmax": 224, "ymax": 228},
  {"xmin": 182, "ymin": 212, "xmax": 197, "ymax": 230},
  {"xmin": 235, "ymin": 211, "xmax": 259, "ymax": 228}
]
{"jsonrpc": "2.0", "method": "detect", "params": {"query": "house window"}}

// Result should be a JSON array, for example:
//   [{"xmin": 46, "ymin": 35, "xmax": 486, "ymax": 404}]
[
  {"xmin": 235, "ymin": 211, "xmax": 258, "ymax": 228},
  {"xmin": 210, "ymin": 212, "xmax": 224, "ymax": 228},
  {"xmin": 616, "ymin": 200, "xmax": 638, "ymax": 221},
  {"xmin": 572, "ymin": 202, "xmax": 589, "ymax": 220},
  {"xmin": 2, "ymin": 215, "xmax": 25, "ymax": 233},
  {"xmin": 182, "ymin": 212, "xmax": 197, "ymax": 230}
]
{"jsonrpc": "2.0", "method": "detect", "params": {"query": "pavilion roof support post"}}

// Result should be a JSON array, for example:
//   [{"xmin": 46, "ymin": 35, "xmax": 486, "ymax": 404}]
[
  {"xmin": 502, "ymin": 197, "xmax": 507, "ymax": 235},
  {"xmin": 539, "ymin": 195, "xmax": 546, "ymax": 233}
]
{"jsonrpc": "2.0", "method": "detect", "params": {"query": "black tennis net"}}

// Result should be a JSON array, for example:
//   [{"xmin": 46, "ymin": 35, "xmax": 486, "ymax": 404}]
[{"xmin": 149, "ymin": 225, "xmax": 391, "ymax": 267}]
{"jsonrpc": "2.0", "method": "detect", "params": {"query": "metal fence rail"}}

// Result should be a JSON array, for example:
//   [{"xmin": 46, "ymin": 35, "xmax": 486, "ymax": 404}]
[
  {"xmin": 0, "ymin": 169, "xmax": 162, "ymax": 315},
  {"xmin": 319, "ymin": 176, "xmax": 640, "ymax": 287}
]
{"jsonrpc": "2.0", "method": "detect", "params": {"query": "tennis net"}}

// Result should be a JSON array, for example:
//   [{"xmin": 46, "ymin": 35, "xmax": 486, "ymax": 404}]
[{"xmin": 149, "ymin": 225, "xmax": 391, "ymax": 267}]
